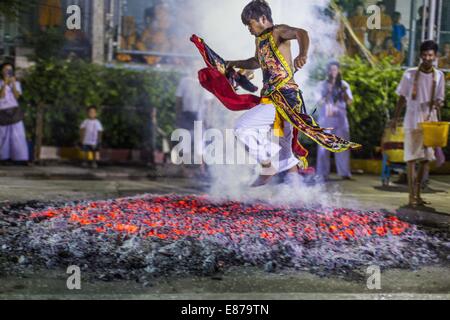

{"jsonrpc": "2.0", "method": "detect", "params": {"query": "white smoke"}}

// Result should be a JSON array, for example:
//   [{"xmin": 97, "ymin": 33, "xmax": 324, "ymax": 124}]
[{"xmin": 183, "ymin": 0, "xmax": 346, "ymax": 207}]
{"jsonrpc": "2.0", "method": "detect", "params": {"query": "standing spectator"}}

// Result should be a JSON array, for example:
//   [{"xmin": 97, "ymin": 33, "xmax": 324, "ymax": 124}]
[
  {"xmin": 392, "ymin": 12, "xmax": 407, "ymax": 52},
  {"xmin": 438, "ymin": 43, "xmax": 450, "ymax": 70},
  {"xmin": 137, "ymin": 2, "xmax": 172, "ymax": 65},
  {"xmin": 369, "ymin": 2, "xmax": 392, "ymax": 51},
  {"xmin": 371, "ymin": 34, "xmax": 385, "ymax": 57},
  {"xmin": 347, "ymin": 4, "xmax": 367, "ymax": 57},
  {"xmin": 80, "ymin": 106, "xmax": 103, "ymax": 169},
  {"xmin": 0, "ymin": 62, "xmax": 29, "ymax": 163},
  {"xmin": 378, "ymin": 37, "xmax": 405, "ymax": 65},
  {"xmin": 116, "ymin": 16, "xmax": 138, "ymax": 63},
  {"xmin": 175, "ymin": 63, "xmax": 214, "ymax": 174},
  {"xmin": 391, "ymin": 41, "xmax": 445, "ymax": 207},
  {"xmin": 38, "ymin": 0, "xmax": 62, "ymax": 31},
  {"xmin": 316, "ymin": 62, "xmax": 354, "ymax": 181},
  {"xmin": 336, "ymin": 19, "xmax": 347, "ymax": 54}
]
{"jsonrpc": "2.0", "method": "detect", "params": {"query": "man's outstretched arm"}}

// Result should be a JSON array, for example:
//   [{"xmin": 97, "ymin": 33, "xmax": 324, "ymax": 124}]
[
  {"xmin": 275, "ymin": 25, "xmax": 310, "ymax": 70},
  {"xmin": 226, "ymin": 47, "xmax": 260, "ymax": 70}
]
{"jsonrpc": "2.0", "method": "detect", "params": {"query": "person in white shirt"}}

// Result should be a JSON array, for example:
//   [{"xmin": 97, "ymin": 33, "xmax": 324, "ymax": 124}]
[
  {"xmin": 80, "ymin": 106, "xmax": 103, "ymax": 168},
  {"xmin": 391, "ymin": 40, "xmax": 446, "ymax": 207},
  {"xmin": 175, "ymin": 65, "xmax": 214, "ymax": 174},
  {"xmin": 175, "ymin": 71, "xmax": 213, "ymax": 130}
]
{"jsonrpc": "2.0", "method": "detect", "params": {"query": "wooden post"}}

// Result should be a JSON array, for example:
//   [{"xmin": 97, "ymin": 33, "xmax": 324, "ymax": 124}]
[
  {"xmin": 408, "ymin": 0, "xmax": 418, "ymax": 66},
  {"xmin": 34, "ymin": 103, "xmax": 45, "ymax": 163},
  {"xmin": 150, "ymin": 107, "xmax": 157, "ymax": 164},
  {"xmin": 91, "ymin": 0, "xmax": 105, "ymax": 64}
]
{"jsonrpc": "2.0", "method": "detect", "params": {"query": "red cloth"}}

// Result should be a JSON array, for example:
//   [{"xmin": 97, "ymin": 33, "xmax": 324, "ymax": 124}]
[
  {"xmin": 199, "ymin": 66, "xmax": 306, "ymax": 160},
  {"xmin": 198, "ymin": 67, "xmax": 260, "ymax": 111},
  {"xmin": 191, "ymin": 34, "xmax": 261, "ymax": 111},
  {"xmin": 292, "ymin": 128, "xmax": 308, "ymax": 159}
]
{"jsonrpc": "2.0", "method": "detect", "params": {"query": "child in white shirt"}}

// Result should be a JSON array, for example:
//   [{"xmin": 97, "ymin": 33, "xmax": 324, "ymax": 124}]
[{"xmin": 80, "ymin": 106, "xmax": 103, "ymax": 168}]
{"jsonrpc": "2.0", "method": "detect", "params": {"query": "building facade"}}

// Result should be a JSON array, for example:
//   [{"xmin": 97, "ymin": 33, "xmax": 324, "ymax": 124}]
[{"xmin": 0, "ymin": 0, "xmax": 448, "ymax": 69}]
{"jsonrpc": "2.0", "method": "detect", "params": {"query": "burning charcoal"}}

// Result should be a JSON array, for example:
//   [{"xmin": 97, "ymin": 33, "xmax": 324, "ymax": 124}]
[{"xmin": 0, "ymin": 194, "xmax": 447, "ymax": 280}]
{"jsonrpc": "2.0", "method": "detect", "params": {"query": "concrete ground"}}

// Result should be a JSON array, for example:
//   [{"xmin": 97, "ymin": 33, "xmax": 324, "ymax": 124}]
[
  {"xmin": 0, "ymin": 164, "xmax": 449, "ymax": 299},
  {"xmin": 1, "ymin": 266, "xmax": 449, "ymax": 300}
]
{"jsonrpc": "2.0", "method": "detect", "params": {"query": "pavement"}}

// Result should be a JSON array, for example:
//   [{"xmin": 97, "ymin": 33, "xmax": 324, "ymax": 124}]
[
  {"xmin": 1, "ymin": 266, "xmax": 450, "ymax": 300},
  {"xmin": 0, "ymin": 164, "xmax": 449, "ymax": 300}
]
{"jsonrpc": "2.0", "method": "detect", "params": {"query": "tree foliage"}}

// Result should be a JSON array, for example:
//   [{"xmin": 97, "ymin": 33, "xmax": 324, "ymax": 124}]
[{"xmin": 341, "ymin": 56, "xmax": 449, "ymax": 159}]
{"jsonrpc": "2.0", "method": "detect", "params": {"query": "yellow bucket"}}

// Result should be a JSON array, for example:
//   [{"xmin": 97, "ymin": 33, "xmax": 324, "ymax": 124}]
[
  {"xmin": 420, "ymin": 122, "xmax": 450, "ymax": 148},
  {"xmin": 382, "ymin": 126, "xmax": 404, "ymax": 163}
]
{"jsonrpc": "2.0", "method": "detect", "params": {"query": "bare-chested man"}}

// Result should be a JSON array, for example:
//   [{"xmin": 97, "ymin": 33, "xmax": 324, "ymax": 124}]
[
  {"xmin": 227, "ymin": 0, "xmax": 359, "ymax": 187},
  {"xmin": 226, "ymin": 0, "xmax": 309, "ymax": 187}
]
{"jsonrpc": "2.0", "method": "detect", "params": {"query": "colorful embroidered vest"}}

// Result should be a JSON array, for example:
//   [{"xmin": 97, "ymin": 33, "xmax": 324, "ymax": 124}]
[
  {"xmin": 254, "ymin": 27, "xmax": 361, "ymax": 164},
  {"xmin": 256, "ymin": 27, "xmax": 299, "ymax": 98}
]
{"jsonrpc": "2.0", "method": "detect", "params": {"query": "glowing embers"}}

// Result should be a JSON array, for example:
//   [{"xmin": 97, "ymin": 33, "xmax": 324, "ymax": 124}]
[{"xmin": 30, "ymin": 195, "xmax": 411, "ymax": 243}]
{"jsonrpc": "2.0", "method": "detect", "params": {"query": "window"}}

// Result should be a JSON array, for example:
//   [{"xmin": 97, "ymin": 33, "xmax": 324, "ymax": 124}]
[{"xmin": 115, "ymin": 0, "xmax": 197, "ymax": 66}]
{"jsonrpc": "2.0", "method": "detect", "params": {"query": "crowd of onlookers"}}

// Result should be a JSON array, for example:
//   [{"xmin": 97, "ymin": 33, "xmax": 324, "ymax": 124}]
[
  {"xmin": 0, "ymin": 60, "xmax": 104, "ymax": 168},
  {"xmin": 343, "ymin": 1, "xmax": 407, "ymax": 63},
  {"xmin": 339, "ymin": 1, "xmax": 450, "ymax": 68},
  {"xmin": 115, "ymin": 0, "xmax": 450, "ymax": 69},
  {"xmin": 116, "ymin": 1, "xmax": 194, "ymax": 66}
]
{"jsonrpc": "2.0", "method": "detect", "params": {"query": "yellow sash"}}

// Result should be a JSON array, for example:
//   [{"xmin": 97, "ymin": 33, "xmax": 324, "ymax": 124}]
[{"xmin": 261, "ymin": 96, "xmax": 285, "ymax": 138}]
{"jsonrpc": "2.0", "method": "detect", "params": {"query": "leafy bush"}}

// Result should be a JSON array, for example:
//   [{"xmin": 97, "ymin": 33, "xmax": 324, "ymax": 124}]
[
  {"xmin": 340, "ymin": 56, "xmax": 406, "ymax": 158},
  {"xmin": 20, "ymin": 57, "xmax": 448, "ymax": 159},
  {"xmin": 21, "ymin": 59, "xmax": 180, "ymax": 149},
  {"xmin": 308, "ymin": 56, "xmax": 448, "ymax": 159}
]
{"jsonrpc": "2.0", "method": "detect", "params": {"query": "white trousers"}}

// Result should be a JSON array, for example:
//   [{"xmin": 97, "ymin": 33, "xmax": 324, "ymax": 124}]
[
  {"xmin": 404, "ymin": 129, "xmax": 435, "ymax": 162},
  {"xmin": 234, "ymin": 103, "xmax": 299, "ymax": 173}
]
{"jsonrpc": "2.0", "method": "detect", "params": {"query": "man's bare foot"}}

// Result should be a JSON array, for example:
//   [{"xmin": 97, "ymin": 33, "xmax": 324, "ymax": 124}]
[
  {"xmin": 250, "ymin": 174, "xmax": 275, "ymax": 187},
  {"xmin": 251, "ymin": 161, "xmax": 276, "ymax": 187},
  {"xmin": 416, "ymin": 197, "xmax": 431, "ymax": 206},
  {"xmin": 408, "ymin": 196, "xmax": 420, "ymax": 208}
]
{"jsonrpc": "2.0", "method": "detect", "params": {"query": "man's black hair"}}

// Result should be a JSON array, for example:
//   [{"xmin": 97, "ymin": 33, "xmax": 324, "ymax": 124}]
[
  {"xmin": 241, "ymin": 0, "xmax": 273, "ymax": 25},
  {"xmin": 393, "ymin": 11, "xmax": 401, "ymax": 19},
  {"xmin": 420, "ymin": 40, "xmax": 439, "ymax": 53},
  {"xmin": 86, "ymin": 105, "xmax": 97, "ymax": 112}
]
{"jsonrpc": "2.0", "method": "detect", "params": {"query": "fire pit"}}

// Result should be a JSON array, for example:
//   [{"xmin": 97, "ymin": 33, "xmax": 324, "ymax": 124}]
[{"xmin": 0, "ymin": 195, "xmax": 448, "ymax": 281}]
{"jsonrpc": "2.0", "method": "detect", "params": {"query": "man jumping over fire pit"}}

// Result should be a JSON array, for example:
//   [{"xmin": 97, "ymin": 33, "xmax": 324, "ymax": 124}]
[{"xmin": 191, "ymin": 0, "xmax": 360, "ymax": 187}]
